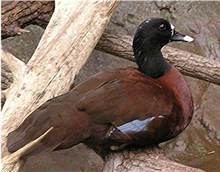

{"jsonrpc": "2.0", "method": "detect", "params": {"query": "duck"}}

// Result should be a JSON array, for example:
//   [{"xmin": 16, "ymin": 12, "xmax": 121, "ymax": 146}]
[{"xmin": 7, "ymin": 18, "xmax": 194, "ymax": 157}]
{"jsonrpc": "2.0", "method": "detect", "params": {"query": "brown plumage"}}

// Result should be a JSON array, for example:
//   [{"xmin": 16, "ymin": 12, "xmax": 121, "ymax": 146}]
[{"xmin": 7, "ymin": 18, "xmax": 194, "ymax": 158}]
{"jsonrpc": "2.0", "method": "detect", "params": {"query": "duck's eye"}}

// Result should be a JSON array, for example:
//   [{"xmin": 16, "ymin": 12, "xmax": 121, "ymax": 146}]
[{"xmin": 159, "ymin": 24, "xmax": 166, "ymax": 31}]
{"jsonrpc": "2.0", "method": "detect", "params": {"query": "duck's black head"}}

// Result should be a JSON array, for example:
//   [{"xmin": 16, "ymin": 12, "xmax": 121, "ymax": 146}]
[{"xmin": 133, "ymin": 18, "xmax": 193, "ymax": 78}]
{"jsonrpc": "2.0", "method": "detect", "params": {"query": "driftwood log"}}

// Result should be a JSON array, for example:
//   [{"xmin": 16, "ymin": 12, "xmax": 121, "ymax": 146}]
[
  {"xmin": 1, "ymin": 1, "xmax": 54, "ymax": 38},
  {"xmin": 103, "ymin": 147, "xmax": 204, "ymax": 172},
  {"xmin": 1, "ymin": 1, "xmax": 210, "ymax": 172}
]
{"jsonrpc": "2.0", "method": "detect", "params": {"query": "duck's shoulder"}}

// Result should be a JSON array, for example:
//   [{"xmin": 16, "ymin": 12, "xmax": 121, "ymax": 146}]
[
  {"xmin": 159, "ymin": 66, "xmax": 192, "ymax": 96},
  {"xmin": 73, "ymin": 67, "xmax": 174, "ymax": 96},
  {"xmin": 72, "ymin": 67, "xmax": 145, "ymax": 91}
]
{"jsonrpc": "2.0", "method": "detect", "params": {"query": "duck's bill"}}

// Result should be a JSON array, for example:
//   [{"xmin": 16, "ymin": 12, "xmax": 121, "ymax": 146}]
[{"xmin": 171, "ymin": 31, "xmax": 194, "ymax": 42}]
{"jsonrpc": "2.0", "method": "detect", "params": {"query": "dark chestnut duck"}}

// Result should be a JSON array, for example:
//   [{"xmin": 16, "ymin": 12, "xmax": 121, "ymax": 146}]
[{"xmin": 7, "ymin": 18, "xmax": 194, "ymax": 157}]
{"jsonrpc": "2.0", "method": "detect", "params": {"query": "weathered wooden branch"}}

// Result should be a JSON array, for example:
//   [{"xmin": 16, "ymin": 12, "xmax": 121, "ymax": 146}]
[
  {"xmin": 1, "ymin": 60, "xmax": 13, "ymax": 90},
  {"xmin": 1, "ymin": 0, "xmax": 119, "ymax": 171},
  {"xmin": 1, "ymin": 50, "xmax": 27, "ymax": 108},
  {"xmin": 1, "ymin": 49, "xmax": 27, "ymax": 89},
  {"xmin": 2, "ymin": 1, "xmax": 220, "ymax": 85},
  {"xmin": 104, "ymin": 148, "xmax": 204, "ymax": 172},
  {"xmin": 1, "ymin": 1, "xmax": 54, "ymax": 39}
]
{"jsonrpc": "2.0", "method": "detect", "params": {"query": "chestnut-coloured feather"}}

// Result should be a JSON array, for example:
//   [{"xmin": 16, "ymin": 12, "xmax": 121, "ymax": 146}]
[{"xmin": 74, "ymin": 68, "xmax": 174, "ymax": 126}]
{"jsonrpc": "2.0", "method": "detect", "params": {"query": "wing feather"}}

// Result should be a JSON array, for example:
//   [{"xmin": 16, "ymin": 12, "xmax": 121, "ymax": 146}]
[{"xmin": 74, "ymin": 68, "xmax": 174, "ymax": 126}]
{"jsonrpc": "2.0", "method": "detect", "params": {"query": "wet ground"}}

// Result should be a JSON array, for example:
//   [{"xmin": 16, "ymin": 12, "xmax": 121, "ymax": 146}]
[{"xmin": 2, "ymin": 1, "xmax": 220, "ymax": 172}]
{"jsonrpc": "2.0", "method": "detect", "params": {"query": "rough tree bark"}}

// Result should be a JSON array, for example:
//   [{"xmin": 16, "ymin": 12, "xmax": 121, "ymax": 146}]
[
  {"xmin": 1, "ymin": 0, "xmax": 120, "ymax": 171},
  {"xmin": 1, "ymin": 1, "xmax": 206, "ymax": 172},
  {"xmin": 1, "ymin": 1, "xmax": 54, "ymax": 39},
  {"xmin": 2, "ymin": 1, "xmax": 220, "ymax": 85}
]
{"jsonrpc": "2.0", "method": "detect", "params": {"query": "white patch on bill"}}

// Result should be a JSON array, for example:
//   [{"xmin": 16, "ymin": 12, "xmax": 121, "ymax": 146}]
[{"xmin": 183, "ymin": 35, "xmax": 194, "ymax": 42}]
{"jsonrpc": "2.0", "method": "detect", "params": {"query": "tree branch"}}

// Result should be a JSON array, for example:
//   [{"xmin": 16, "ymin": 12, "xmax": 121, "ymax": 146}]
[
  {"xmin": 104, "ymin": 147, "xmax": 205, "ymax": 172},
  {"xmin": 1, "ymin": 1, "xmax": 54, "ymax": 39},
  {"xmin": 1, "ymin": 49, "xmax": 27, "ymax": 87},
  {"xmin": 1, "ymin": 49, "xmax": 27, "ymax": 106}
]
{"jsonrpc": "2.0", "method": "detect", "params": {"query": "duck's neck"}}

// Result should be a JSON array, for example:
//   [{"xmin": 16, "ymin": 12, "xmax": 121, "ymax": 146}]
[{"xmin": 135, "ymin": 50, "xmax": 171, "ymax": 78}]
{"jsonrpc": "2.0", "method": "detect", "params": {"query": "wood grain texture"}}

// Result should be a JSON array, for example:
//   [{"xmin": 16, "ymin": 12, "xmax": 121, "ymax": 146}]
[
  {"xmin": 1, "ymin": 1, "xmax": 54, "ymax": 38},
  {"xmin": 104, "ymin": 147, "xmax": 205, "ymax": 172}
]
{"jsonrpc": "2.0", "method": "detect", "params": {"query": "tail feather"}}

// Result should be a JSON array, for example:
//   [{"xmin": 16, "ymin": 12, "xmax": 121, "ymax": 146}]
[
  {"xmin": 7, "ymin": 127, "xmax": 59, "ymax": 158},
  {"xmin": 6, "ymin": 109, "xmax": 94, "ymax": 157},
  {"xmin": 7, "ymin": 125, "xmax": 58, "ymax": 157},
  {"xmin": 7, "ymin": 124, "xmax": 82, "ymax": 158},
  {"xmin": 7, "ymin": 113, "xmax": 53, "ymax": 153}
]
